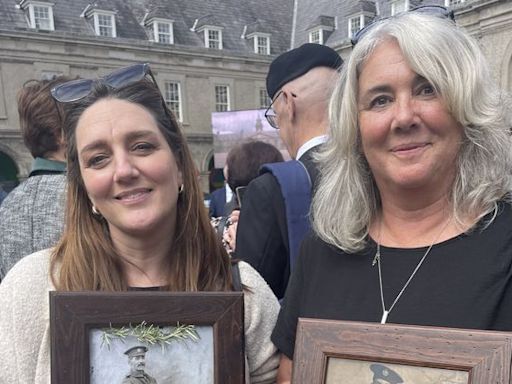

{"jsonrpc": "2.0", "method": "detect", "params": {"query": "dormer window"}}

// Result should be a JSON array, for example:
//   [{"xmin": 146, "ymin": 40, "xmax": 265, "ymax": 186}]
[
  {"xmin": 309, "ymin": 29, "xmax": 323, "ymax": 44},
  {"xmin": 205, "ymin": 28, "xmax": 222, "ymax": 49},
  {"xmin": 142, "ymin": 14, "xmax": 174, "ymax": 44},
  {"xmin": 81, "ymin": 5, "xmax": 117, "ymax": 38},
  {"xmin": 191, "ymin": 16, "xmax": 223, "ymax": 50},
  {"xmin": 348, "ymin": 13, "xmax": 373, "ymax": 38},
  {"xmin": 155, "ymin": 21, "xmax": 173, "ymax": 44},
  {"xmin": 255, "ymin": 35, "xmax": 269, "ymax": 55},
  {"xmin": 307, "ymin": 16, "xmax": 335, "ymax": 46},
  {"xmin": 17, "ymin": 1, "xmax": 54, "ymax": 31},
  {"xmin": 246, "ymin": 33, "xmax": 270, "ymax": 55},
  {"xmin": 94, "ymin": 12, "xmax": 116, "ymax": 37}
]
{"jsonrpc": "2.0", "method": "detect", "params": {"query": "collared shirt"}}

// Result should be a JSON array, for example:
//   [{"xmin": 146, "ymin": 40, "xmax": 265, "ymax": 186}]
[
  {"xmin": 296, "ymin": 135, "xmax": 328, "ymax": 160},
  {"xmin": 225, "ymin": 184, "xmax": 234, "ymax": 203},
  {"xmin": 29, "ymin": 157, "xmax": 66, "ymax": 177}
]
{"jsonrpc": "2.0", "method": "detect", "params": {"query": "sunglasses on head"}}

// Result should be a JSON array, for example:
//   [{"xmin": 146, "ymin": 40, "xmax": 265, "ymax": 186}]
[
  {"xmin": 351, "ymin": 5, "xmax": 455, "ymax": 47},
  {"xmin": 51, "ymin": 63, "xmax": 158, "ymax": 103}
]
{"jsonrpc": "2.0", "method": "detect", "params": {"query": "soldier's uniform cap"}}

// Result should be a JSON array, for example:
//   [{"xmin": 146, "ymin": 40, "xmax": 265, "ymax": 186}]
[
  {"xmin": 265, "ymin": 43, "xmax": 343, "ymax": 99},
  {"xmin": 124, "ymin": 345, "xmax": 148, "ymax": 357},
  {"xmin": 370, "ymin": 363, "xmax": 404, "ymax": 384}
]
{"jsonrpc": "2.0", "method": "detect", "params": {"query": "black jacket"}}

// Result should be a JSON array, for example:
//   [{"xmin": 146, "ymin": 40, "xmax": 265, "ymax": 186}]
[{"xmin": 235, "ymin": 147, "xmax": 320, "ymax": 299}]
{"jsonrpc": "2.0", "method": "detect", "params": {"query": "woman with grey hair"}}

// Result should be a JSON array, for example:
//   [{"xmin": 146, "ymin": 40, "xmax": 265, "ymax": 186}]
[{"xmin": 272, "ymin": 6, "xmax": 512, "ymax": 382}]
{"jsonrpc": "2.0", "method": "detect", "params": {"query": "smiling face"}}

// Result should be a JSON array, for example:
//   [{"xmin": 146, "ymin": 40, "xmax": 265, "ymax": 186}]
[
  {"xmin": 357, "ymin": 39, "xmax": 463, "ymax": 197},
  {"xmin": 75, "ymin": 98, "xmax": 183, "ymax": 241}
]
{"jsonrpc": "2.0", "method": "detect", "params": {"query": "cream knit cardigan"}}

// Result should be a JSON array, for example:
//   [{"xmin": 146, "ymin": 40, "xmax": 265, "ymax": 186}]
[{"xmin": 0, "ymin": 249, "xmax": 280, "ymax": 383}]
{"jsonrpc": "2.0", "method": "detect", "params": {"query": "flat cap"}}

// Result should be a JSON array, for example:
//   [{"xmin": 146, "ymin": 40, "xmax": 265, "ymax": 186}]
[
  {"xmin": 266, "ymin": 43, "xmax": 343, "ymax": 99},
  {"xmin": 370, "ymin": 363, "xmax": 404, "ymax": 384},
  {"xmin": 124, "ymin": 345, "xmax": 148, "ymax": 357}
]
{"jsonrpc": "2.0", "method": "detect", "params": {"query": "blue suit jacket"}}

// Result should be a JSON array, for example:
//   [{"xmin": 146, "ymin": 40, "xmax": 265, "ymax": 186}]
[{"xmin": 209, "ymin": 187, "xmax": 227, "ymax": 218}]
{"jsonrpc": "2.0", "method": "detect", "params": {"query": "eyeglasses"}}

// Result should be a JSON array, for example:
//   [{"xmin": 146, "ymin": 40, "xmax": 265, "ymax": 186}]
[
  {"xmin": 264, "ymin": 91, "xmax": 298, "ymax": 129},
  {"xmin": 351, "ymin": 5, "xmax": 455, "ymax": 46},
  {"xmin": 51, "ymin": 63, "xmax": 159, "ymax": 103},
  {"xmin": 264, "ymin": 90, "xmax": 283, "ymax": 129}
]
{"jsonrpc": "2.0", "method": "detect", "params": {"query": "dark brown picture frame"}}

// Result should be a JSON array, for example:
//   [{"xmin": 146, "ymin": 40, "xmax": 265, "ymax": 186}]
[
  {"xmin": 294, "ymin": 318, "xmax": 512, "ymax": 384},
  {"xmin": 50, "ymin": 291, "xmax": 244, "ymax": 384}
]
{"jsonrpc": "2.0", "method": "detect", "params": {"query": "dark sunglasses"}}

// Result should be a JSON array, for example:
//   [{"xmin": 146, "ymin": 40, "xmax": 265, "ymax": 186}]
[
  {"xmin": 351, "ymin": 5, "xmax": 455, "ymax": 46},
  {"xmin": 51, "ymin": 63, "xmax": 159, "ymax": 103}
]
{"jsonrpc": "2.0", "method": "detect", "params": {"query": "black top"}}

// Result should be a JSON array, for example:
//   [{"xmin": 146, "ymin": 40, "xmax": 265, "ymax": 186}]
[{"xmin": 272, "ymin": 201, "xmax": 512, "ymax": 359}]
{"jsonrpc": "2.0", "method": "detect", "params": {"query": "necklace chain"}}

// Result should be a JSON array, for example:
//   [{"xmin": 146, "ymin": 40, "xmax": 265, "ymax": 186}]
[{"xmin": 374, "ymin": 217, "xmax": 451, "ymax": 324}]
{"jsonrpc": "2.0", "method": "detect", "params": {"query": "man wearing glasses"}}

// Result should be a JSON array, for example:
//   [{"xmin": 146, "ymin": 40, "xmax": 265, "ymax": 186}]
[{"xmin": 235, "ymin": 43, "xmax": 342, "ymax": 299}]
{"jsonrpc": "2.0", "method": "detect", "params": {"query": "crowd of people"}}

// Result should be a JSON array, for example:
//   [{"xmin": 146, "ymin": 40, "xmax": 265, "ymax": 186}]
[{"xmin": 1, "ymin": 5, "xmax": 512, "ymax": 383}]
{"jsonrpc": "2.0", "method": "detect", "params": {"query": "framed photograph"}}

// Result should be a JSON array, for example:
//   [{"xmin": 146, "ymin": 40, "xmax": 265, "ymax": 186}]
[
  {"xmin": 293, "ymin": 318, "xmax": 512, "ymax": 384},
  {"xmin": 50, "ymin": 291, "xmax": 244, "ymax": 384}
]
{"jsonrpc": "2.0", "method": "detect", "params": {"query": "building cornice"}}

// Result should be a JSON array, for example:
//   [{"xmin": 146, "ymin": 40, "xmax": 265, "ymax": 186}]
[{"xmin": 0, "ymin": 28, "xmax": 275, "ymax": 65}]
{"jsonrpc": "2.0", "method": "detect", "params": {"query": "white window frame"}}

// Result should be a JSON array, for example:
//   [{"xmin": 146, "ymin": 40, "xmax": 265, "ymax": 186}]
[
  {"xmin": 215, "ymin": 85, "xmax": 230, "ymax": 112},
  {"xmin": 309, "ymin": 29, "xmax": 323, "ymax": 44},
  {"xmin": 204, "ymin": 28, "xmax": 223, "ymax": 49},
  {"xmin": 348, "ymin": 13, "xmax": 373, "ymax": 38},
  {"xmin": 152, "ymin": 19, "xmax": 174, "ymax": 44},
  {"xmin": 254, "ymin": 35, "xmax": 270, "ymax": 55},
  {"xmin": 93, "ymin": 11, "xmax": 116, "ymax": 37},
  {"xmin": 164, "ymin": 81, "xmax": 182, "ymax": 121},
  {"xmin": 391, "ymin": 0, "xmax": 409, "ymax": 15},
  {"xmin": 24, "ymin": 1, "xmax": 54, "ymax": 31},
  {"xmin": 259, "ymin": 88, "xmax": 270, "ymax": 109}
]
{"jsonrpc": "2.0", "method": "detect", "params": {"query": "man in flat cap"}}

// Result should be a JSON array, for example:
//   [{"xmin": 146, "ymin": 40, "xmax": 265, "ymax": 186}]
[
  {"xmin": 121, "ymin": 345, "xmax": 158, "ymax": 384},
  {"xmin": 236, "ymin": 43, "xmax": 342, "ymax": 300}
]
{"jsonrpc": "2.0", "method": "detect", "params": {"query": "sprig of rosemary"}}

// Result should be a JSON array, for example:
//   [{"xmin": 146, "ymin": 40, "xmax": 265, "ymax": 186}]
[{"xmin": 100, "ymin": 321, "xmax": 200, "ymax": 351}]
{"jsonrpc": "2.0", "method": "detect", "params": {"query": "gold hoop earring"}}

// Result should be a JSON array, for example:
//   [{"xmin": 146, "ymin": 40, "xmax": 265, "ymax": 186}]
[
  {"xmin": 178, "ymin": 184, "xmax": 184, "ymax": 194},
  {"xmin": 92, "ymin": 205, "xmax": 100, "ymax": 215}
]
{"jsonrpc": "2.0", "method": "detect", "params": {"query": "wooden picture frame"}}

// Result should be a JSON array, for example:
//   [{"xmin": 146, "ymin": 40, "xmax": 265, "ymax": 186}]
[
  {"xmin": 294, "ymin": 318, "xmax": 512, "ymax": 384},
  {"xmin": 50, "ymin": 291, "xmax": 244, "ymax": 384}
]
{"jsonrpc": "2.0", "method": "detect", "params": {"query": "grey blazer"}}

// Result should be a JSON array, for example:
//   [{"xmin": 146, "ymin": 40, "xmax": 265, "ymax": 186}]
[{"xmin": 0, "ymin": 173, "xmax": 66, "ymax": 279}]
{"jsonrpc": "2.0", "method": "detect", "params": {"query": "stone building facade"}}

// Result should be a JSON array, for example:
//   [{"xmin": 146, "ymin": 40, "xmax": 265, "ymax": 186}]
[
  {"xmin": 0, "ymin": 0, "xmax": 293, "ymax": 190},
  {"xmin": 0, "ymin": 0, "xmax": 510, "ymax": 191}
]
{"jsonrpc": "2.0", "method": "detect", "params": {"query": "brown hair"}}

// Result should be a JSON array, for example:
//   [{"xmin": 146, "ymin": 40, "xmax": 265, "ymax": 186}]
[
  {"xmin": 51, "ymin": 79, "xmax": 232, "ymax": 292},
  {"xmin": 17, "ymin": 76, "xmax": 73, "ymax": 158},
  {"xmin": 226, "ymin": 140, "xmax": 284, "ymax": 191}
]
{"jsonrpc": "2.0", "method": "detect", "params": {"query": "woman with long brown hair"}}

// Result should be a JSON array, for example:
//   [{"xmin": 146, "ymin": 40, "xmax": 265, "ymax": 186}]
[{"xmin": 0, "ymin": 63, "xmax": 279, "ymax": 383}]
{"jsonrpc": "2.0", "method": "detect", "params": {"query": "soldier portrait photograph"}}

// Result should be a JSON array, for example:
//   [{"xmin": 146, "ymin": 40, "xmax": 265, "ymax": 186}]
[
  {"xmin": 122, "ymin": 346, "xmax": 158, "ymax": 384},
  {"xmin": 324, "ymin": 359, "xmax": 469, "ymax": 383},
  {"xmin": 88, "ymin": 326, "xmax": 214, "ymax": 383}
]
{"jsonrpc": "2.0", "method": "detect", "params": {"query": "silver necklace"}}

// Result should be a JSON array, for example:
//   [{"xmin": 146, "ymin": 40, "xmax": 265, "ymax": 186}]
[{"xmin": 372, "ymin": 217, "xmax": 451, "ymax": 324}]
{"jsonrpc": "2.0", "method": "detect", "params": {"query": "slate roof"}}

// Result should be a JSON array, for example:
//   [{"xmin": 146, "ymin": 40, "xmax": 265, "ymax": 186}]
[
  {"xmin": 244, "ymin": 20, "xmax": 274, "ymax": 36},
  {"xmin": 292, "ymin": 0, "xmax": 449, "ymax": 48},
  {"xmin": 1, "ymin": 0, "xmax": 294, "ymax": 56},
  {"xmin": 1, "ymin": 0, "xmax": 475, "ymax": 55}
]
